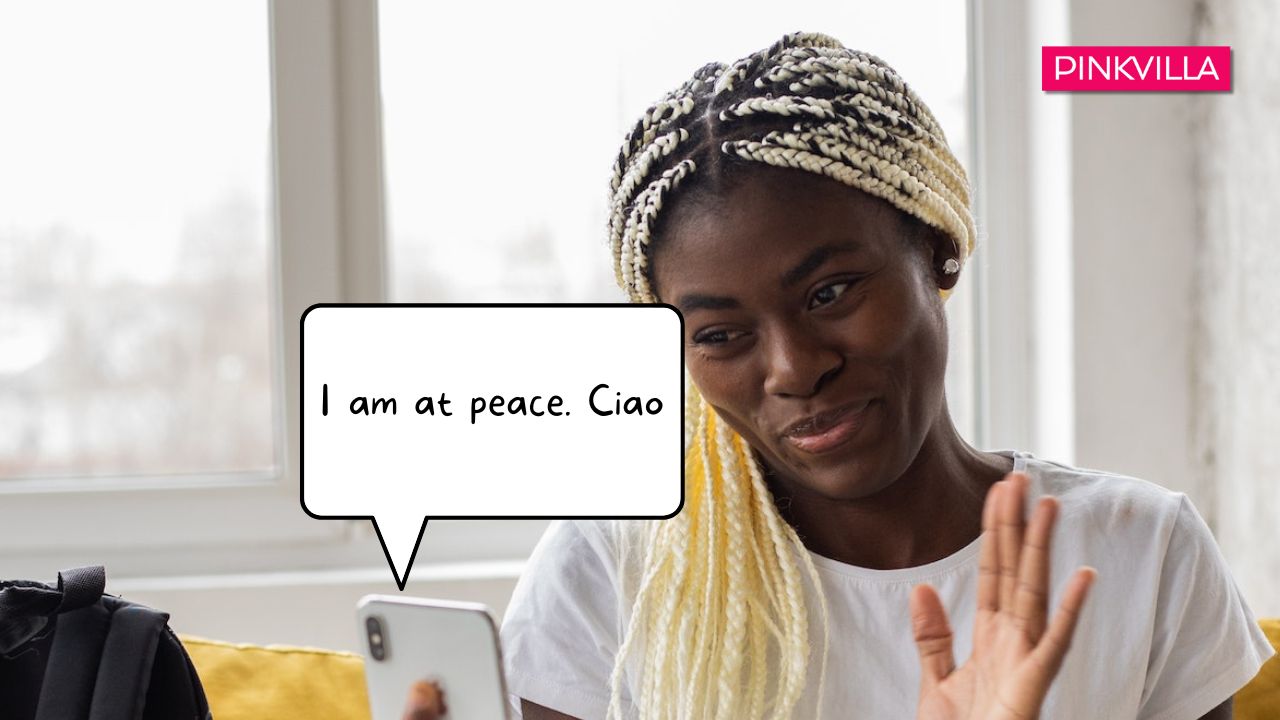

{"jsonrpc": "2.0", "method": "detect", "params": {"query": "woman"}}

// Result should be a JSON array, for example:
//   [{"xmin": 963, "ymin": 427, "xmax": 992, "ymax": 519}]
[{"xmin": 495, "ymin": 32, "xmax": 1272, "ymax": 719}]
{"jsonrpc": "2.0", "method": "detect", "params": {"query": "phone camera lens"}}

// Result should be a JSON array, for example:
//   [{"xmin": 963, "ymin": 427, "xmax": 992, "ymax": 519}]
[{"xmin": 366, "ymin": 616, "xmax": 388, "ymax": 661}]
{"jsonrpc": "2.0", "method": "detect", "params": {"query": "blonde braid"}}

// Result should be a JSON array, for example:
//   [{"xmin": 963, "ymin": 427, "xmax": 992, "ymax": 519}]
[
  {"xmin": 686, "ymin": 400, "xmax": 723, "ymax": 718},
  {"xmin": 605, "ymin": 31, "xmax": 974, "ymax": 718},
  {"xmin": 713, "ymin": 413, "xmax": 749, "ymax": 720}
]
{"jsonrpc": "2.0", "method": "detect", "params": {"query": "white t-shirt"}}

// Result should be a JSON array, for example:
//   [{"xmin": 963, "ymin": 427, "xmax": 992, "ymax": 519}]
[{"xmin": 500, "ymin": 450, "xmax": 1274, "ymax": 719}]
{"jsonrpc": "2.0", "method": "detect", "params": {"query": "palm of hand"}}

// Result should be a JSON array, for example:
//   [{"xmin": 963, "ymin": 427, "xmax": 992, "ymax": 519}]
[
  {"xmin": 914, "ymin": 474, "xmax": 1096, "ymax": 720},
  {"xmin": 916, "ymin": 606, "xmax": 1044, "ymax": 720}
]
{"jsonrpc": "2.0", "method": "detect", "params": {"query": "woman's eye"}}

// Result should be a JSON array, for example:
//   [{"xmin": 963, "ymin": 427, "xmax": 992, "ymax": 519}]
[
  {"xmin": 692, "ymin": 328, "xmax": 744, "ymax": 345},
  {"xmin": 809, "ymin": 281, "xmax": 853, "ymax": 309}
]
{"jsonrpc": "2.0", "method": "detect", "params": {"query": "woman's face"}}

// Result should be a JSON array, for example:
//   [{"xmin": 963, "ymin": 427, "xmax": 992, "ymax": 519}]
[{"xmin": 651, "ymin": 165, "xmax": 957, "ymax": 501}]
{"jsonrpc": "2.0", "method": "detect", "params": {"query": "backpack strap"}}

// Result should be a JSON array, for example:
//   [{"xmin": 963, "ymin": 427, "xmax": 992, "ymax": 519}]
[
  {"xmin": 31, "ymin": 566, "xmax": 110, "ymax": 720},
  {"xmin": 87, "ymin": 605, "xmax": 169, "ymax": 720},
  {"xmin": 33, "ymin": 602, "xmax": 111, "ymax": 720}
]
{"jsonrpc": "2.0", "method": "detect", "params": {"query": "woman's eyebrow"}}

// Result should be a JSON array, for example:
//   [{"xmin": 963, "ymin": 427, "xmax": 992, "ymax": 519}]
[
  {"xmin": 676, "ymin": 243, "xmax": 860, "ymax": 313},
  {"xmin": 677, "ymin": 293, "xmax": 741, "ymax": 313},
  {"xmin": 781, "ymin": 243, "xmax": 859, "ymax": 289}
]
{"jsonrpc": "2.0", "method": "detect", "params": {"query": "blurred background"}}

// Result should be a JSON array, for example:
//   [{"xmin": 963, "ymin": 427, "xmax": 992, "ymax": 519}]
[{"xmin": 1, "ymin": 0, "xmax": 1276, "ymax": 653}]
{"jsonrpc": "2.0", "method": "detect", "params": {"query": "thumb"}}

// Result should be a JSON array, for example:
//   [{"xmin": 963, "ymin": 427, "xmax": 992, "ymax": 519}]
[{"xmin": 910, "ymin": 583, "xmax": 956, "ymax": 695}]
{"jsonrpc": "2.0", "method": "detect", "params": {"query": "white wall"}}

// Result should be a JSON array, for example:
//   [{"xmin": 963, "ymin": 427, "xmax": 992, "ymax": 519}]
[
  {"xmin": 1069, "ymin": 0, "xmax": 1202, "ymax": 502},
  {"xmin": 1070, "ymin": 0, "xmax": 1279, "ymax": 616},
  {"xmin": 1193, "ymin": 0, "xmax": 1280, "ymax": 617}
]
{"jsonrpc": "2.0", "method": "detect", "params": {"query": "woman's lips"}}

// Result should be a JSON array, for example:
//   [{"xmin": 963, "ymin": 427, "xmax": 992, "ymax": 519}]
[{"xmin": 784, "ymin": 400, "xmax": 876, "ymax": 454}]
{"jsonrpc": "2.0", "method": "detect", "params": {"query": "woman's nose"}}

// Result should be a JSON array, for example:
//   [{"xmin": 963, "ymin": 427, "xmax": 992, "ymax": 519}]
[{"xmin": 761, "ymin": 324, "xmax": 843, "ymax": 397}]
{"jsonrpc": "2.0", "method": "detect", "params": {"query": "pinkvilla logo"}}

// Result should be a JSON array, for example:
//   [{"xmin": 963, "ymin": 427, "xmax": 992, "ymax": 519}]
[{"xmin": 1042, "ymin": 46, "xmax": 1231, "ymax": 92}]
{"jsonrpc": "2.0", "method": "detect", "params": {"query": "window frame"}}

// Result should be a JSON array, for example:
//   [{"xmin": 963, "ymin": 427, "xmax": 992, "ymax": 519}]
[{"xmin": 969, "ymin": 0, "xmax": 1075, "ymax": 462}]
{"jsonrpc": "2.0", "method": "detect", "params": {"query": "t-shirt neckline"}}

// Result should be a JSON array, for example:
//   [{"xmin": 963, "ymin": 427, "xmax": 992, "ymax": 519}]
[{"xmin": 805, "ymin": 449, "xmax": 1031, "ymax": 583}]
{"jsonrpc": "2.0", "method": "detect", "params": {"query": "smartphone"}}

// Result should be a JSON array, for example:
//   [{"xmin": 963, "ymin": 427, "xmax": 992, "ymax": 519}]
[{"xmin": 356, "ymin": 595, "xmax": 511, "ymax": 720}]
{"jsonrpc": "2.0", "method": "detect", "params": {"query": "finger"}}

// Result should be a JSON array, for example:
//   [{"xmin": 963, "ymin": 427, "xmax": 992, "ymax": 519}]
[
  {"xmin": 403, "ymin": 680, "xmax": 446, "ymax": 720},
  {"xmin": 1012, "ymin": 496, "xmax": 1058, "ymax": 643},
  {"xmin": 910, "ymin": 583, "xmax": 957, "ymax": 696},
  {"xmin": 998, "ymin": 473, "xmax": 1027, "ymax": 611},
  {"xmin": 977, "ymin": 480, "xmax": 1002, "ymax": 614},
  {"xmin": 1030, "ymin": 566, "xmax": 1096, "ymax": 681}
]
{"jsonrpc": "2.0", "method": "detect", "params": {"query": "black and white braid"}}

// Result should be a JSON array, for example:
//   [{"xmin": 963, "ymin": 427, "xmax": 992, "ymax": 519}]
[{"xmin": 606, "ymin": 30, "xmax": 975, "ymax": 304}]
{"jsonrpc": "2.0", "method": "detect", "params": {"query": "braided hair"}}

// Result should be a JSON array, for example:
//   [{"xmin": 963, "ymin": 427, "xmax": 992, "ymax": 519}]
[{"xmin": 605, "ymin": 31, "xmax": 975, "ymax": 719}]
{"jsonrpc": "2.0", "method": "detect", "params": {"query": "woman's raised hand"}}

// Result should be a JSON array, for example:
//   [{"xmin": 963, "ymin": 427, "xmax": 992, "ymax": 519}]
[{"xmin": 912, "ymin": 473, "xmax": 1096, "ymax": 720}]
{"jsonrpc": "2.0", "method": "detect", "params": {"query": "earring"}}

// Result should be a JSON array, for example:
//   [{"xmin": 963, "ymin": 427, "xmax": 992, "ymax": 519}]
[{"xmin": 943, "ymin": 258, "xmax": 960, "ymax": 275}]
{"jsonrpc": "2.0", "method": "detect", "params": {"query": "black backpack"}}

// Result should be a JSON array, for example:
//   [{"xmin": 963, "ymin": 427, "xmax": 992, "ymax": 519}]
[{"xmin": 0, "ymin": 566, "xmax": 211, "ymax": 720}]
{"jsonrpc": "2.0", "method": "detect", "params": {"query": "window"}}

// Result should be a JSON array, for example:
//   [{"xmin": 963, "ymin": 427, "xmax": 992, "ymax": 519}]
[
  {"xmin": 0, "ymin": 1, "xmax": 277, "ymax": 486},
  {"xmin": 0, "ymin": 2, "xmax": 335, "ymax": 582}
]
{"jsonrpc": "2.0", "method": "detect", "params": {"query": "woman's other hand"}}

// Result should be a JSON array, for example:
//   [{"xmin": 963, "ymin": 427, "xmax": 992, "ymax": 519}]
[
  {"xmin": 912, "ymin": 473, "xmax": 1096, "ymax": 720},
  {"xmin": 402, "ymin": 680, "xmax": 447, "ymax": 720}
]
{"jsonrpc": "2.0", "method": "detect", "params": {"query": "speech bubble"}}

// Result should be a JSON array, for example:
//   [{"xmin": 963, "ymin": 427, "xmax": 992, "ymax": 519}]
[{"xmin": 300, "ymin": 304, "xmax": 684, "ymax": 589}]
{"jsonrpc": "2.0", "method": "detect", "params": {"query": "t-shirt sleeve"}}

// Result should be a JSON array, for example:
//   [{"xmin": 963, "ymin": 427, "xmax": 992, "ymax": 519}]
[
  {"xmin": 500, "ymin": 520, "xmax": 625, "ymax": 719},
  {"xmin": 1138, "ymin": 495, "xmax": 1276, "ymax": 720}
]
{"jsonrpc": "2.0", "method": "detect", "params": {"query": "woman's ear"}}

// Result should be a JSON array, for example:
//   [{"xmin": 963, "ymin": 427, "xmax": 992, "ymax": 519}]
[
  {"xmin": 927, "ymin": 227, "xmax": 962, "ymax": 291},
  {"xmin": 899, "ymin": 212, "xmax": 962, "ymax": 292}
]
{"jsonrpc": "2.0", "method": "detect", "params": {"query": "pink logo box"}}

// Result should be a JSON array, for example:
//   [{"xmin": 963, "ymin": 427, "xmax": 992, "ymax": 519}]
[{"xmin": 1042, "ymin": 46, "xmax": 1231, "ymax": 92}]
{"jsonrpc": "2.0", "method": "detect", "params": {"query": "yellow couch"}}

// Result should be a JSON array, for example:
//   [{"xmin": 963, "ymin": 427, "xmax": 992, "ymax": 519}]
[
  {"xmin": 181, "ymin": 636, "xmax": 371, "ymax": 720},
  {"xmin": 183, "ymin": 621, "xmax": 1280, "ymax": 719},
  {"xmin": 1238, "ymin": 619, "xmax": 1280, "ymax": 720}
]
